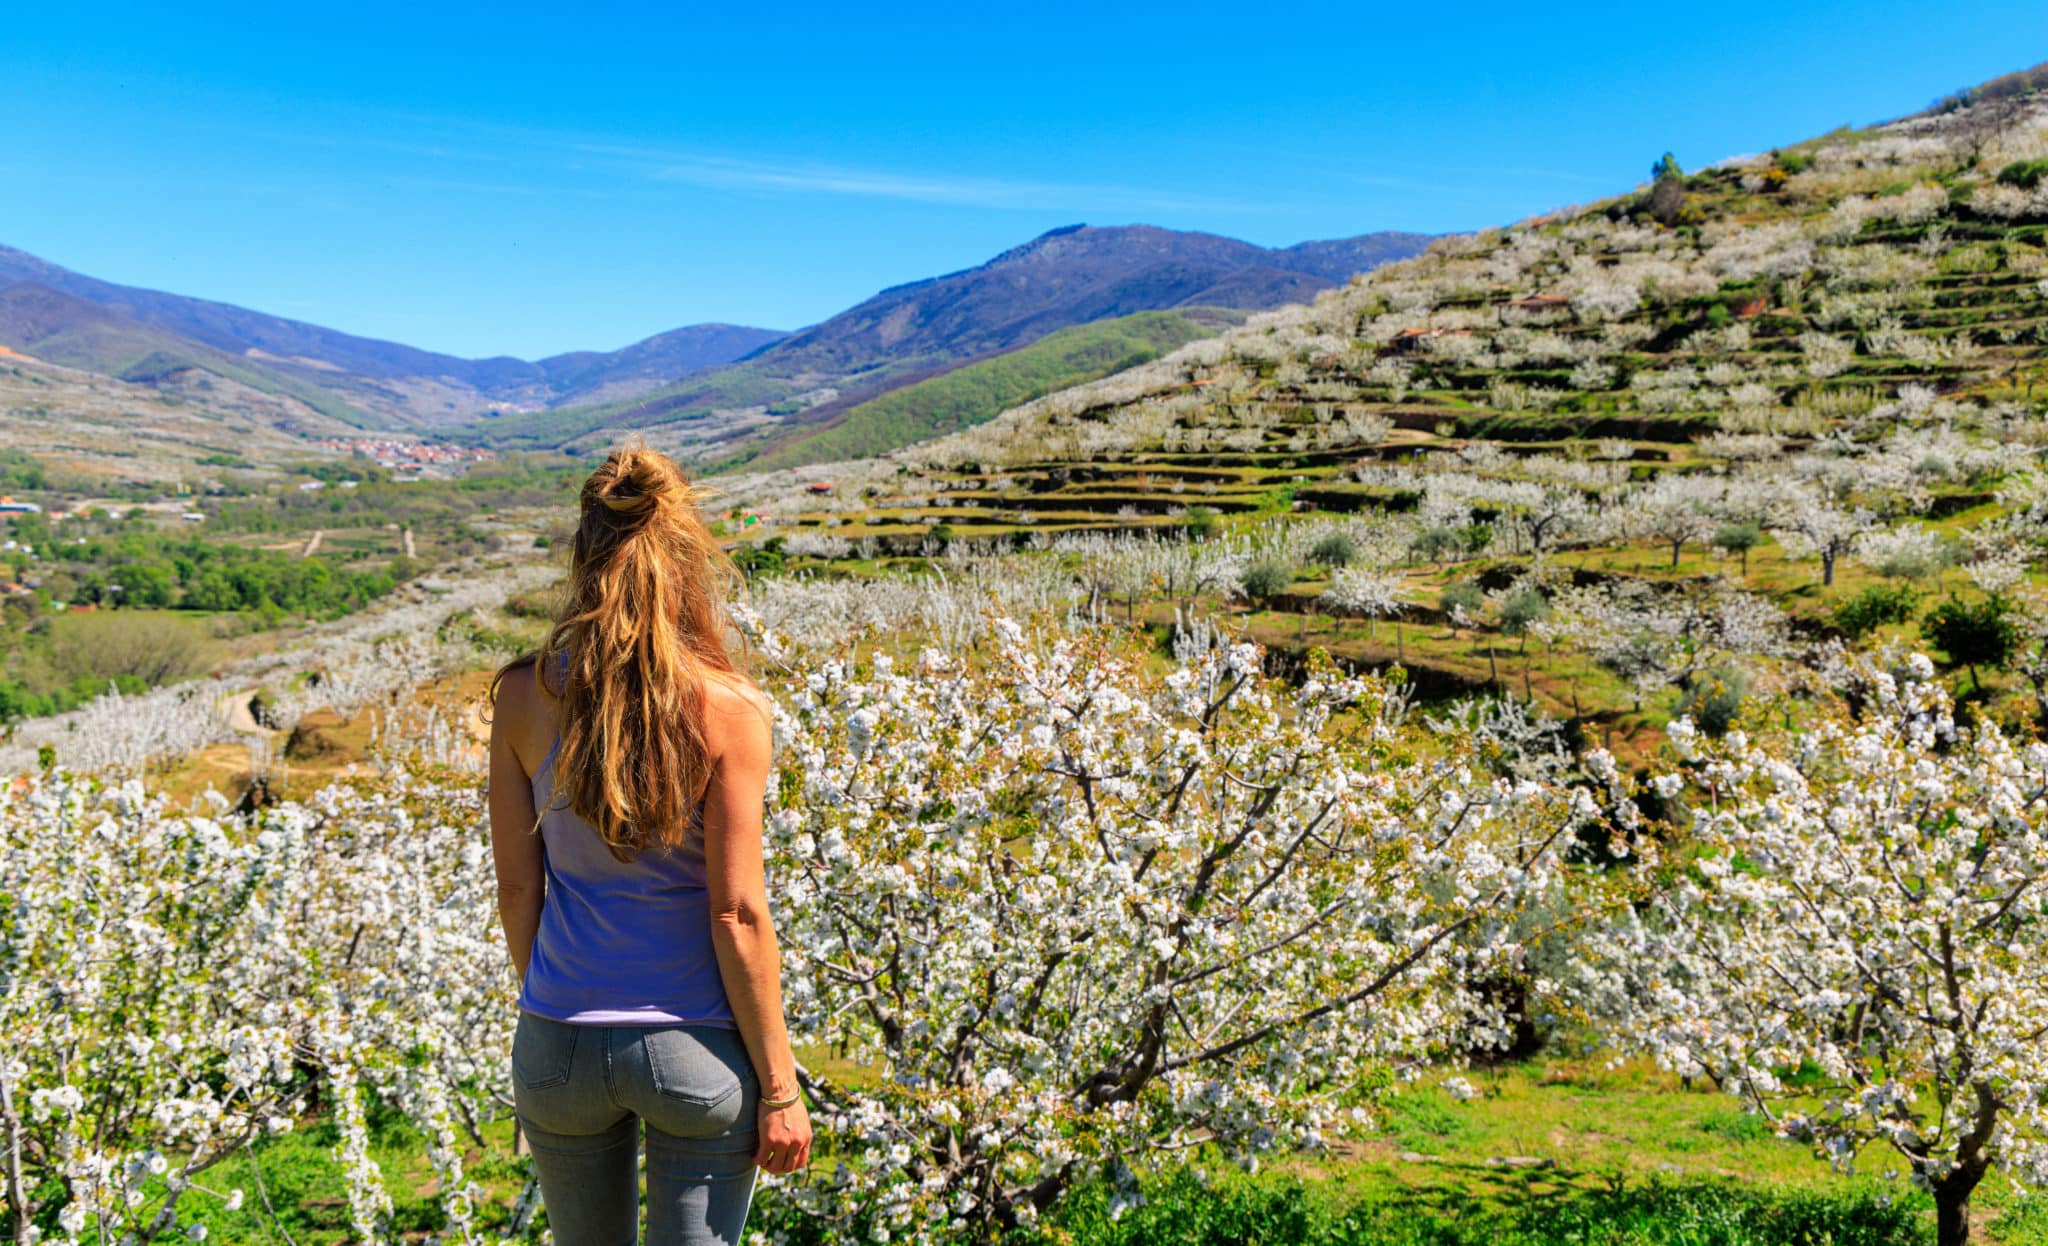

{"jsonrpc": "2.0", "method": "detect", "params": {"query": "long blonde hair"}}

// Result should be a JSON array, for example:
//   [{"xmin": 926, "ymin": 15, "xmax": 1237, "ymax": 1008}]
[{"xmin": 495, "ymin": 445, "xmax": 743, "ymax": 859}]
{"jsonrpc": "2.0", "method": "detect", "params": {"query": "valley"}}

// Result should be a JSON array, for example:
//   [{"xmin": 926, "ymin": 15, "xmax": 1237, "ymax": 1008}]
[{"xmin": 11, "ymin": 52, "xmax": 2048, "ymax": 1246}]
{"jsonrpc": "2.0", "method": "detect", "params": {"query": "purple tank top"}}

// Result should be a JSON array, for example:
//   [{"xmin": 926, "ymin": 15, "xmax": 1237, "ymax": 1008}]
[{"xmin": 517, "ymin": 737, "xmax": 736, "ymax": 1027}]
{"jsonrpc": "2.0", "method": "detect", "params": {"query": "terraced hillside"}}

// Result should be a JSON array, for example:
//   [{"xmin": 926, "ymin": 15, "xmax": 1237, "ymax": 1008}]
[{"xmin": 723, "ymin": 83, "xmax": 2048, "ymax": 757}]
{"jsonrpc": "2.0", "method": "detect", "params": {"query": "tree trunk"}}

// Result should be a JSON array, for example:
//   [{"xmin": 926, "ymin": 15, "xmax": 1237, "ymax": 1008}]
[
  {"xmin": 1937, "ymin": 1189, "xmax": 1970, "ymax": 1246},
  {"xmin": 0, "ymin": 1061, "xmax": 30, "ymax": 1245},
  {"xmin": 1932, "ymin": 1164, "xmax": 1988, "ymax": 1246},
  {"xmin": 1740, "ymin": 547, "xmax": 1750, "ymax": 576},
  {"xmin": 1670, "ymin": 539, "xmax": 1682, "ymax": 569},
  {"xmin": 1822, "ymin": 551, "xmax": 1837, "ymax": 587}
]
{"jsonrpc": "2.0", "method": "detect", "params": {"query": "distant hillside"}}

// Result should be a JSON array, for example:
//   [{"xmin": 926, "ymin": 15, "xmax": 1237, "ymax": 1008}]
[
  {"xmin": 725, "ymin": 309, "xmax": 1225, "ymax": 473},
  {"xmin": 468, "ymin": 224, "xmax": 1433, "ymax": 458},
  {"xmin": 756, "ymin": 225, "xmax": 1427, "ymax": 374},
  {"xmin": 0, "ymin": 343, "xmax": 359, "ymax": 484},
  {"xmin": 0, "ymin": 283, "xmax": 384, "ymax": 427},
  {"xmin": 534, "ymin": 324, "xmax": 788, "ymax": 407},
  {"xmin": 0, "ymin": 243, "xmax": 784, "ymax": 428}
]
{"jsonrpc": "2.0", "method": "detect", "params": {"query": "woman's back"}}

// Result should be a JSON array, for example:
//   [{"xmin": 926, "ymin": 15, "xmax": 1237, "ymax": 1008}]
[
  {"xmin": 488, "ymin": 445, "xmax": 810, "ymax": 1244},
  {"xmin": 519, "ymin": 731, "xmax": 735, "ymax": 1027}
]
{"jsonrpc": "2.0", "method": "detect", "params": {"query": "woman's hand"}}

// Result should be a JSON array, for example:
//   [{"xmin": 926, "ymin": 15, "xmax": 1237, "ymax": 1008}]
[{"xmin": 755, "ymin": 1098, "xmax": 812, "ymax": 1174}]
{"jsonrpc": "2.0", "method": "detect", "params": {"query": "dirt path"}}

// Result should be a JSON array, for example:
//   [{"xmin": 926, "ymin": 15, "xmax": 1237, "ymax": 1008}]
[
  {"xmin": 302, "ymin": 529, "xmax": 324, "ymax": 557},
  {"xmin": 402, "ymin": 526, "xmax": 416, "ymax": 559},
  {"xmin": 219, "ymin": 688, "xmax": 265, "ymax": 733}
]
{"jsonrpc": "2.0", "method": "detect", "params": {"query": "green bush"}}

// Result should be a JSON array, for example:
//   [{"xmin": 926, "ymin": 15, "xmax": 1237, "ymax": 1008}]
[
  {"xmin": 1498, "ymin": 589, "xmax": 1550, "ymax": 643},
  {"xmin": 0, "ymin": 447, "xmax": 46, "ymax": 491},
  {"xmin": 1996, "ymin": 158, "xmax": 2048, "ymax": 191},
  {"xmin": 1712, "ymin": 521, "xmax": 1763, "ymax": 574},
  {"xmin": 1310, "ymin": 532, "xmax": 1359, "ymax": 568},
  {"xmin": 1240, "ymin": 560, "xmax": 1294, "ymax": 603},
  {"xmin": 1678, "ymin": 666, "xmax": 1749, "ymax": 737},
  {"xmin": 732, "ymin": 537, "xmax": 788, "ymax": 576},
  {"xmin": 1183, "ymin": 506, "xmax": 1221, "ymax": 541},
  {"xmin": 1412, "ymin": 527, "xmax": 1464, "ymax": 562},
  {"xmin": 1833, "ymin": 584, "xmax": 1921, "ymax": 638},
  {"xmin": 1923, "ymin": 593, "xmax": 2021, "ymax": 686},
  {"xmin": 1441, "ymin": 582, "xmax": 1487, "ymax": 622}
]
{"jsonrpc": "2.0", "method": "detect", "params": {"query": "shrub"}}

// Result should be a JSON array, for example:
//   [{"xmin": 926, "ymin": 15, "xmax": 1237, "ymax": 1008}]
[
  {"xmin": 1239, "ymin": 559, "xmax": 1294, "ymax": 603},
  {"xmin": 1677, "ymin": 665, "xmax": 1749, "ymax": 737},
  {"xmin": 732, "ymin": 536, "xmax": 788, "ymax": 576},
  {"xmin": 1183, "ymin": 506, "xmax": 1220, "ymax": 541},
  {"xmin": 1498, "ymin": 589, "xmax": 1551, "ymax": 647},
  {"xmin": 1309, "ymin": 532, "xmax": 1358, "ymax": 568},
  {"xmin": 1833, "ymin": 584, "xmax": 1921, "ymax": 638},
  {"xmin": 48, "ymin": 612, "xmax": 214, "ymax": 687},
  {"xmin": 1996, "ymin": 159, "xmax": 2048, "ymax": 191},
  {"xmin": 1411, "ymin": 527, "xmax": 1463, "ymax": 563},
  {"xmin": 1712, "ymin": 521, "xmax": 1763, "ymax": 574},
  {"xmin": 1440, "ymin": 582, "xmax": 1487, "ymax": 625},
  {"xmin": 1923, "ymin": 593, "xmax": 2020, "ymax": 687}
]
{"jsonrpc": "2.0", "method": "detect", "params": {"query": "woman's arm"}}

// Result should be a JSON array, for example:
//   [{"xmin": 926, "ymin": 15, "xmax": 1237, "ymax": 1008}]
[
  {"xmin": 702, "ymin": 684, "xmax": 812, "ymax": 1174},
  {"xmin": 488, "ymin": 666, "xmax": 546, "ymax": 982}
]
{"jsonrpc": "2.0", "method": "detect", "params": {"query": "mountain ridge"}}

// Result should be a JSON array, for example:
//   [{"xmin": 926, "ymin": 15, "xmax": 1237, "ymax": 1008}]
[
  {"xmin": 0, "ymin": 222, "xmax": 1432, "ymax": 460},
  {"xmin": 466, "ymin": 224, "xmax": 1434, "ymax": 457},
  {"xmin": 0, "ymin": 243, "xmax": 788, "ymax": 427}
]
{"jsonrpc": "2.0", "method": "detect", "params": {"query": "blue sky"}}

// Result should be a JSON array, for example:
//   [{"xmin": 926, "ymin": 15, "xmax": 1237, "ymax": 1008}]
[{"xmin": 0, "ymin": 2, "xmax": 2042, "ymax": 359}]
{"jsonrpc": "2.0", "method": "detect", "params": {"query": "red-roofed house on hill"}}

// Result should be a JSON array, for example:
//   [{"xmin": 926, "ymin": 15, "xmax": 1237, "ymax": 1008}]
[{"xmin": 1388, "ymin": 327, "xmax": 1473, "ymax": 355}]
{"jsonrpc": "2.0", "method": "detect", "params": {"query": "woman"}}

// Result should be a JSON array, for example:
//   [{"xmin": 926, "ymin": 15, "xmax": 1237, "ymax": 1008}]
[{"xmin": 488, "ymin": 446, "xmax": 811, "ymax": 1245}]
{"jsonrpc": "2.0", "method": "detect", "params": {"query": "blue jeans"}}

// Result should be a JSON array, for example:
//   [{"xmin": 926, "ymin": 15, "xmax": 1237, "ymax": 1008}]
[{"xmin": 512, "ymin": 1011, "xmax": 759, "ymax": 1245}]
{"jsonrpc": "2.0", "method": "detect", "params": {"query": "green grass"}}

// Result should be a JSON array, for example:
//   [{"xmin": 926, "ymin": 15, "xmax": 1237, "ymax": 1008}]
[
  {"xmin": 1031, "ymin": 1170, "xmax": 1930, "ymax": 1246},
  {"xmin": 99, "ymin": 1054, "xmax": 2048, "ymax": 1244}
]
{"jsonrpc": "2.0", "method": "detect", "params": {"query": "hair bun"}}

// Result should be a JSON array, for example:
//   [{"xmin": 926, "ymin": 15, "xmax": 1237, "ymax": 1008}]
[{"xmin": 588, "ymin": 446, "xmax": 685, "ymax": 522}]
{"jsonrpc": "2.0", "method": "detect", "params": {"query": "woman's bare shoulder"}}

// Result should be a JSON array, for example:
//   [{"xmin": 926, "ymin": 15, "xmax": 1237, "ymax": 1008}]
[
  {"xmin": 702, "ymin": 670, "xmax": 773, "ymax": 721},
  {"xmin": 490, "ymin": 659, "xmax": 558, "ymax": 762},
  {"xmin": 702, "ymin": 671, "xmax": 774, "ymax": 765}
]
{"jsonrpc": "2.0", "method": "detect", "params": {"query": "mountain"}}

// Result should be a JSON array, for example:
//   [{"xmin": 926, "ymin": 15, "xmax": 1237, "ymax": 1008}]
[
  {"xmin": 534, "ymin": 324, "xmax": 786, "ymax": 407},
  {"xmin": 0, "ymin": 282, "xmax": 386, "ymax": 427},
  {"xmin": 0, "ymin": 243, "xmax": 785, "ymax": 428},
  {"xmin": 467, "ymin": 224, "xmax": 1434, "ymax": 458},
  {"xmin": 0, "ymin": 221, "xmax": 1429, "ymax": 462},
  {"xmin": 757, "ymin": 224, "xmax": 1427, "ymax": 375}
]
